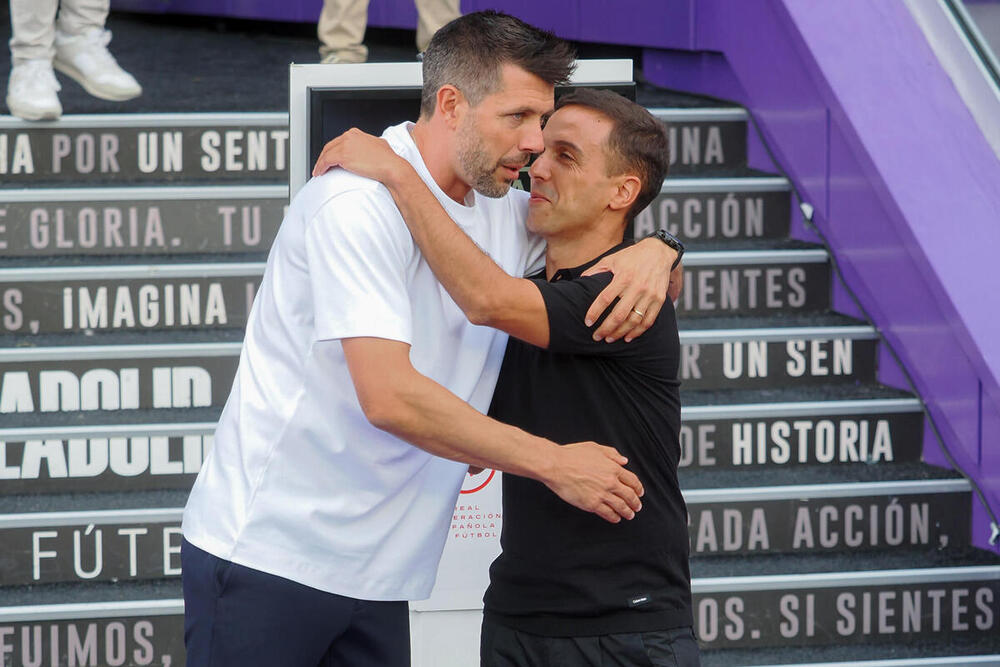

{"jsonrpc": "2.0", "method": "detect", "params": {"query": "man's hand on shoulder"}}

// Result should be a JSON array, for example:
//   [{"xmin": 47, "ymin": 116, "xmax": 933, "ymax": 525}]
[
  {"xmin": 582, "ymin": 237, "xmax": 680, "ymax": 343},
  {"xmin": 311, "ymin": 128, "xmax": 411, "ymax": 186}
]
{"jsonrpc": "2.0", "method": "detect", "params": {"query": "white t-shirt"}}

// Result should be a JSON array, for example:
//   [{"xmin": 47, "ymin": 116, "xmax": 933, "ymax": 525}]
[{"xmin": 182, "ymin": 122, "xmax": 544, "ymax": 601}]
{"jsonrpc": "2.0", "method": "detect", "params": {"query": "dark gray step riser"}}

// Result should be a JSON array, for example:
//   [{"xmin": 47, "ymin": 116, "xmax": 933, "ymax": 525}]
[
  {"xmin": 686, "ymin": 491, "xmax": 970, "ymax": 557},
  {"xmin": 0, "ymin": 122, "xmax": 289, "ymax": 186},
  {"xmin": 0, "ymin": 487, "xmax": 970, "ymax": 586},
  {"xmin": 658, "ymin": 121, "xmax": 748, "ymax": 175},
  {"xmin": 680, "ymin": 338, "xmax": 877, "ymax": 390},
  {"xmin": 0, "ymin": 613, "xmax": 184, "ymax": 667},
  {"xmin": 0, "ymin": 185, "xmax": 787, "ymax": 260},
  {"xmin": 676, "ymin": 263, "xmax": 829, "ymax": 315},
  {"xmin": 1, "ymin": 575, "xmax": 996, "ymax": 658},
  {"xmin": 0, "ymin": 336, "xmax": 876, "ymax": 418},
  {"xmin": 0, "ymin": 405, "xmax": 914, "ymax": 494},
  {"xmin": 694, "ymin": 578, "xmax": 1000, "ymax": 650},
  {"xmin": 1, "ymin": 276, "xmax": 258, "ymax": 336},
  {"xmin": 0, "ymin": 194, "xmax": 284, "ymax": 257},
  {"xmin": 632, "ymin": 189, "xmax": 790, "ymax": 241},
  {"xmin": 0, "ymin": 435, "xmax": 211, "ymax": 495},
  {"xmin": 0, "ymin": 354, "xmax": 238, "ymax": 415},
  {"xmin": 679, "ymin": 411, "xmax": 923, "ymax": 470},
  {"xmin": 0, "ymin": 115, "xmax": 746, "ymax": 187},
  {"xmin": 0, "ymin": 518, "xmax": 182, "ymax": 586},
  {"xmin": 0, "ymin": 260, "xmax": 829, "ymax": 336}
]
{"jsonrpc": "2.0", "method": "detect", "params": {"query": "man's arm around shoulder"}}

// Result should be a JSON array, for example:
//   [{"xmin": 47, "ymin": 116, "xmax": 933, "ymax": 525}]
[{"xmin": 341, "ymin": 337, "xmax": 644, "ymax": 524}]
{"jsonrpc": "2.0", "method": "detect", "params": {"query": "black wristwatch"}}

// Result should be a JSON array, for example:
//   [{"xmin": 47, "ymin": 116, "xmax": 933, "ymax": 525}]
[{"xmin": 647, "ymin": 229, "xmax": 685, "ymax": 271}]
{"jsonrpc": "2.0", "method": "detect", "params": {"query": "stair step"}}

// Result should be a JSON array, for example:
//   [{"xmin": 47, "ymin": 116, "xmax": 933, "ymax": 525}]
[
  {"xmin": 0, "ymin": 422, "xmax": 214, "ymax": 495},
  {"xmin": 0, "ymin": 340, "xmax": 240, "ymax": 416},
  {"xmin": 689, "ymin": 562, "xmax": 1000, "ymax": 650},
  {"xmin": 676, "ymin": 320, "xmax": 878, "ymax": 390},
  {"xmin": 0, "ymin": 247, "xmax": 830, "ymax": 335},
  {"xmin": 3, "ymin": 560, "xmax": 997, "ymax": 656},
  {"xmin": 0, "ymin": 320, "xmax": 876, "ymax": 413},
  {"xmin": 678, "ymin": 248, "xmax": 830, "ymax": 316},
  {"xmin": 679, "ymin": 397, "xmax": 923, "ymax": 471},
  {"xmin": 704, "ymin": 639, "xmax": 1000, "ymax": 666},
  {"xmin": 0, "ymin": 262, "xmax": 265, "ymax": 336},
  {"xmin": 648, "ymin": 108, "xmax": 748, "ymax": 176},
  {"xmin": 0, "ymin": 185, "xmax": 285, "ymax": 258},
  {"xmin": 684, "ymin": 479, "xmax": 970, "ymax": 557},
  {"xmin": 0, "ymin": 591, "xmax": 184, "ymax": 666},
  {"xmin": 0, "ymin": 506, "xmax": 184, "ymax": 587},
  {"xmin": 633, "ymin": 175, "xmax": 790, "ymax": 242},
  {"xmin": 0, "ymin": 480, "xmax": 972, "ymax": 586},
  {"xmin": 0, "ymin": 113, "xmax": 289, "ymax": 187}
]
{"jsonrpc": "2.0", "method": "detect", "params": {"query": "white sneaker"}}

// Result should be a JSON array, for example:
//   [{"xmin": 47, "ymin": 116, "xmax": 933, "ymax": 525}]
[
  {"xmin": 6, "ymin": 59, "xmax": 62, "ymax": 121},
  {"xmin": 54, "ymin": 28, "xmax": 142, "ymax": 101}
]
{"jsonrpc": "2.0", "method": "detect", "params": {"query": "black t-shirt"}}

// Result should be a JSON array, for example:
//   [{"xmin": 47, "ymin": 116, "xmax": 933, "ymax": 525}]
[{"xmin": 484, "ymin": 241, "xmax": 692, "ymax": 637}]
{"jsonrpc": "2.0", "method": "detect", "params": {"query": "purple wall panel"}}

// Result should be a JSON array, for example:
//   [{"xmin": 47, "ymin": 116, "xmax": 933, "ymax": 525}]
[
  {"xmin": 922, "ymin": 421, "xmax": 951, "ymax": 470},
  {"xmin": 643, "ymin": 50, "xmax": 747, "ymax": 102},
  {"xmin": 367, "ymin": 0, "xmax": 418, "ymax": 30},
  {"xmin": 577, "ymin": 0, "xmax": 692, "ymax": 49}
]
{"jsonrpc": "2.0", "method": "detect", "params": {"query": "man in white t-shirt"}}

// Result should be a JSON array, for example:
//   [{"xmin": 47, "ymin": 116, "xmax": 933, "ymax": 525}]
[{"xmin": 181, "ymin": 11, "xmax": 678, "ymax": 667}]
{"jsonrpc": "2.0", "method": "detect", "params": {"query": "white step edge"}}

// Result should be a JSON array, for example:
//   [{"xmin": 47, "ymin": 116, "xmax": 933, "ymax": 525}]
[
  {"xmin": 0, "ymin": 342, "xmax": 242, "ymax": 361},
  {"xmin": 661, "ymin": 176, "xmax": 790, "ymax": 193},
  {"xmin": 0, "ymin": 480, "xmax": 968, "ymax": 529},
  {"xmin": 693, "ymin": 565, "xmax": 1000, "ymax": 594},
  {"xmin": 682, "ymin": 398, "xmax": 923, "ymax": 420},
  {"xmin": 0, "ymin": 508, "xmax": 184, "ymax": 529},
  {"xmin": 0, "ymin": 112, "xmax": 288, "ymax": 130},
  {"xmin": 744, "ymin": 656, "xmax": 1000, "ymax": 667},
  {"xmin": 0, "ymin": 327, "xmax": 877, "ymax": 359},
  {"xmin": 0, "ymin": 263, "xmax": 267, "ymax": 281},
  {"xmin": 0, "ymin": 422, "xmax": 217, "ymax": 441},
  {"xmin": 679, "ymin": 325, "xmax": 878, "ymax": 343},
  {"xmin": 683, "ymin": 479, "xmax": 971, "ymax": 504},
  {"xmin": 4, "ymin": 566, "xmax": 1000, "ymax": 621},
  {"xmin": 0, "ymin": 599, "xmax": 183, "ymax": 623},
  {"xmin": 647, "ymin": 108, "xmax": 748, "ymax": 122},
  {"xmin": 682, "ymin": 249, "xmax": 827, "ymax": 266},
  {"xmin": 0, "ymin": 184, "xmax": 287, "ymax": 201},
  {"xmin": 0, "ymin": 250, "xmax": 829, "ymax": 281}
]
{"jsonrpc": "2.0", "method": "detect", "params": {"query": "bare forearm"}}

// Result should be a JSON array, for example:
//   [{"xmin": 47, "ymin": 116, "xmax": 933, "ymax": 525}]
[
  {"xmin": 367, "ymin": 361, "xmax": 558, "ymax": 482},
  {"xmin": 384, "ymin": 166, "xmax": 513, "ymax": 322}
]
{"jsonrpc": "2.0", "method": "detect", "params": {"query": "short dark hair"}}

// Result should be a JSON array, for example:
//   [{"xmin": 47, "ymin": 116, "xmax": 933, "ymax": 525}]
[
  {"xmin": 555, "ymin": 88, "xmax": 670, "ymax": 223},
  {"xmin": 420, "ymin": 11, "xmax": 576, "ymax": 117}
]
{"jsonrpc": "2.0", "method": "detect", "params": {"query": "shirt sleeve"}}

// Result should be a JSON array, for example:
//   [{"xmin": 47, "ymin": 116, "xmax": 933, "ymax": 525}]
[
  {"xmin": 304, "ymin": 188, "xmax": 415, "ymax": 344},
  {"xmin": 537, "ymin": 272, "xmax": 667, "ymax": 359}
]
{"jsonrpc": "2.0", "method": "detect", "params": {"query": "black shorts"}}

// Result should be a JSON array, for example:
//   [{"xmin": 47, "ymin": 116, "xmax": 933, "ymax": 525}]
[{"xmin": 481, "ymin": 617, "xmax": 700, "ymax": 667}]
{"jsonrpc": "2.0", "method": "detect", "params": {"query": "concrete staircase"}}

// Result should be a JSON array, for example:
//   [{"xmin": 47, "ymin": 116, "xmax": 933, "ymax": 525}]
[{"xmin": 1, "ymin": 88, "xmax": 998, "ymax": 667}]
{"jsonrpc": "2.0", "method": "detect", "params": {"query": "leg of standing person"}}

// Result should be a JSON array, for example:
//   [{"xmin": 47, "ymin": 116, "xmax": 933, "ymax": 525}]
[
  {"xmin": 52, "ymin": 0, "xmax": 142, "ymax": 101},
  {"xmin": 481, "ymin": 616, "xmax": 701, "ymax": 667},
  {"xmin": 414, "ymin": 0, "xmax": 460, "ymax": 53},
  {"xmin": 182, "ymin": 539, "xmax": 411, "ymax": 666},
  {"xmin": 6, "ymin": 0, "xmax": 62, "ymax": 120},
  {"xmin": 317, "ymin": 0, "xmax": 370, "ymax": 64}
]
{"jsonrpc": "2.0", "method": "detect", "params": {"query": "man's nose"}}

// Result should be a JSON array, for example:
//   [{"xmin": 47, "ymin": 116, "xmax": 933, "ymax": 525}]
[
  {"xmin": 529, "ymin": 152, "xmax": 549, "ymax": 180},
  {"xmin": 519, "ymin": 123, "xmax": 544, "ymax": 155}
]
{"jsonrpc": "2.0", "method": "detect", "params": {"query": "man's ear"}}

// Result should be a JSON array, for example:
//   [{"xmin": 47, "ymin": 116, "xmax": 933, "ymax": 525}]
[
  {"xmin": 608, "ymin": 174, "xmax": 642, "ymax": 214},
  {"xmin": 436, "ymin": 85, "xmax": 466, "ymax": 130}
]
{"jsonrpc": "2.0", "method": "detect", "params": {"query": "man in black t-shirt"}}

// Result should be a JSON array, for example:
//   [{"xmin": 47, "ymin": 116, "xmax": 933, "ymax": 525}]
[{"xmin": 315, "ymin": 88, "xmax": 696, "ymax": 665}]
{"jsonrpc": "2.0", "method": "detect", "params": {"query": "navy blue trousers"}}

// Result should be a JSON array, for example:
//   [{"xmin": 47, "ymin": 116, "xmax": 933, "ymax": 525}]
[{"xmin": 182, "ymin": 539, "xmax": 410, "ymax": 667}]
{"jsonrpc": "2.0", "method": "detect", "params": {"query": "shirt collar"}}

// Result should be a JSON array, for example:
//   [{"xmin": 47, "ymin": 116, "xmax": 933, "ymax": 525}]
[{"xmin": 548, "ymin": 239, "xmax": 633, "ymax": 282}]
